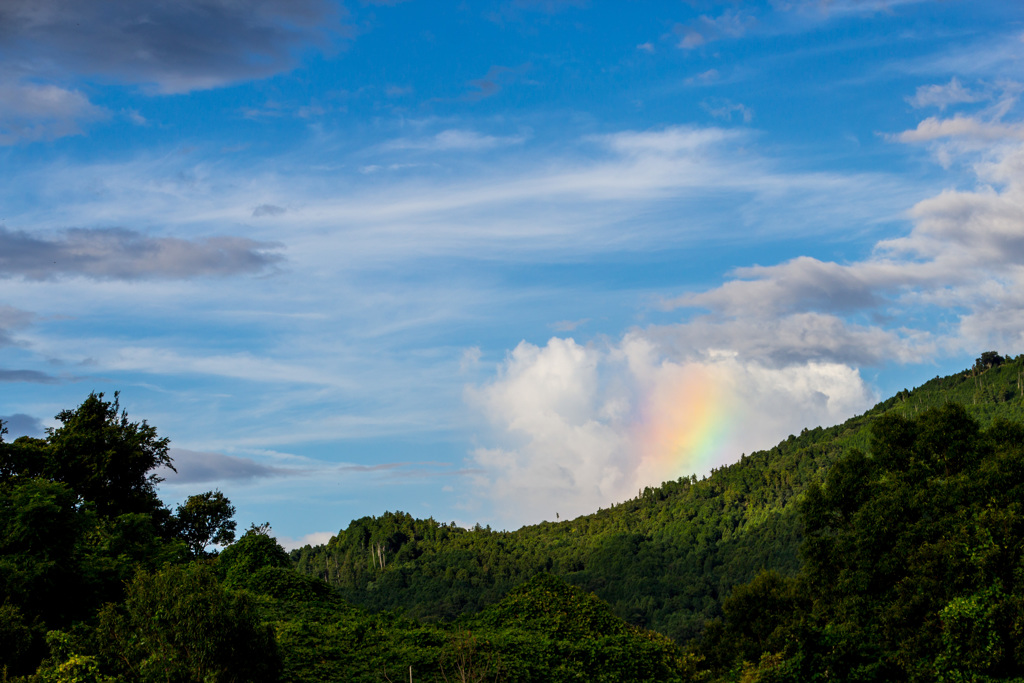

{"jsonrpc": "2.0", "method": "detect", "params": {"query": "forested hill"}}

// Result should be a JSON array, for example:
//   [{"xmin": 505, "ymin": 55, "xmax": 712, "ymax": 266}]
[{"xmin": 292, "ymin": 352, "xmax": 1024, "ymax": 642}]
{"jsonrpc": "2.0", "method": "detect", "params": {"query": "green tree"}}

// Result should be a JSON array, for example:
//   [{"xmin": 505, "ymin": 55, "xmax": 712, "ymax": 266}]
[
  {"xmin": 95, "ymin": 562, "xmax": 280, "ymax": 683},
  {"xmin": 975, "ymin": 351, "xmax": 1005, "ymax": 371},
  {"xmin": 0, "ymin": 477, "xmax": 89, "ymax": 626},
  {"xmin": 218, "ymin": 524, "xmax": 291, "ymax": 588},
  {"xmin": 0, "ymin": 603, "xmax": 44, "ymax": 679},
  {"xmin": 45, "ymin": 392, "xmax": 173, "ymax": 518},
  {"xmin": 174, "ymin": 490, "xmax": 237, "ymax": 558}
]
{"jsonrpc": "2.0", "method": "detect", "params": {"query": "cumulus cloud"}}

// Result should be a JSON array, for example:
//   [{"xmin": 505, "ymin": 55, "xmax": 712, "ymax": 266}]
[
  {"xmin": 0, "ymin": 226, "xmax": 283, "ymax": 280},
  {"xmin": 160, "ymin": 448, "xmax": 300, "ymax": 484},
  {"xmin": 0, "ymin": 0, "xmax": 346, "ymax": 94},
  {"xmin": 468, "ymin": 337, "xmax": 873, "ymax": 527}
]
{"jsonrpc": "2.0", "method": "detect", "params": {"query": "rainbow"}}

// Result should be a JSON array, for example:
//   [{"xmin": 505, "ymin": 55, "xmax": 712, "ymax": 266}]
[{"xmin": 631, "ymin": 362, "xmax": 738, "ymax": 486}]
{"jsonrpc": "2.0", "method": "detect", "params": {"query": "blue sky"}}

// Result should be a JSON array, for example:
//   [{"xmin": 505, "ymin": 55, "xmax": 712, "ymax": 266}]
[{"xmin": 2, "ymin": 0, "xmax": 1023, "ymax": 547}]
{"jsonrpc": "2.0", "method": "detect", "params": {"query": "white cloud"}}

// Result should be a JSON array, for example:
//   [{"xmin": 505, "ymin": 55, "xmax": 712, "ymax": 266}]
[
  {"xmin": 460, "ymin": 346, "xmax": 482, "ymax": 372},
  {"xmin": 678, "ymin": 30, "xmax": 706, "ymax": 50},
  {"xmin": 908, "ymin": 78, "xmax": 985, "ymax": 111},
  {"xmin": 91, "ymin": 346, "xmax": 345, "ymax": 387},
  {"xmin": 383, "ymin": 129, "xmax": 528, "ymax": 152},
  {"xmin": 676, "ymin": 10, "xmax": 755, "ymax": 50},
  {"xmin": 276, "ymin": 530, "xmax": 336, "ymax": 551},
  {"xmin": 686, "ymin": 69, "xmax": 720, "ymax": 85},
  {"xmin": 702, "ymin": 99, "xmax": 753, "ymax": 123},
  {"xmin": 468, "ymin": 336, "xmax": 874, "ymax": 528},
  {"xmin": 896, "ymin": 115, "xmax": 1024, "ymax": 143}
]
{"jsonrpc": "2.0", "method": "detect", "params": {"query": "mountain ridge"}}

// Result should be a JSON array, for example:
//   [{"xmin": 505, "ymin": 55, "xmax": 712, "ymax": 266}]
[{"xmin": 293, "ymin": 353, "xmax": 1024, "ymax": 641}]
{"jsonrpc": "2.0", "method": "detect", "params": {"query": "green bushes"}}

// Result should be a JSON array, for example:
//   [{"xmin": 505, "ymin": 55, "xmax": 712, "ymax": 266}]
[{"xmin": 93, "ymin": 563, "xmax": 280, "ymax": 683}]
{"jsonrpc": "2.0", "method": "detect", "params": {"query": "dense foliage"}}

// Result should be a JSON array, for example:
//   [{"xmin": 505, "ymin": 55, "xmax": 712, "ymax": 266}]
[
  {"xmin": 699, "ymin": 403, "xmax": 1024, "ymax": 681},
  {"xmin": 0, "ymin": 393, "xmax": 280, "ymax": 681},
  {"xmin": 254, "ymin": 571, "xmax": 698, "ymax": 683}
]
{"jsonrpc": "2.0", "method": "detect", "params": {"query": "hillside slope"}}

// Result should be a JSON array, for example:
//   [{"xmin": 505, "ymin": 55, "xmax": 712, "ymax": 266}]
[{"xmin": 293, "ymin": 354, "xmax": 1024, "ymax": 641}]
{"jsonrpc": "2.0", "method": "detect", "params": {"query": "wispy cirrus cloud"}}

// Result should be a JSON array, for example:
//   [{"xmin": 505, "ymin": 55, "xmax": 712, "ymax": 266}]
[{"xmin": 3, "ymin": 126, "xmax": 917, "ymax": 269}]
